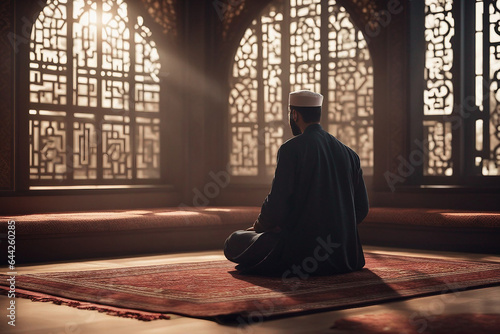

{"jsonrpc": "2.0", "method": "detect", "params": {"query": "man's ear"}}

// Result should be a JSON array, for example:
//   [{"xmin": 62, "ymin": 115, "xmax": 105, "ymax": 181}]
[{"xmin": 292, "ymin": 109, "xmax": 298, "ymax": 122}]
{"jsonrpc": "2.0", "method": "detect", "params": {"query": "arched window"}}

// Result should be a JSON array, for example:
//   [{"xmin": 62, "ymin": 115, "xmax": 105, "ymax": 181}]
[
  {"xmin": 228, "ymin": 0, "xmax": 374, "ymax": 179},
  {"xmin": 29, "ymin": 0, "xmax": 161, "ymax": 185},
  {"xmin": 420, "ymin": 0, "xmax": 500, "ymax": 180}
]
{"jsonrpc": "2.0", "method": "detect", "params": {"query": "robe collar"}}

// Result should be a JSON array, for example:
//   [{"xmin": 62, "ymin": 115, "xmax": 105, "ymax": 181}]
[{"xmin": 303, "ymin": 123, "xmax": 322, "ymax": 134}]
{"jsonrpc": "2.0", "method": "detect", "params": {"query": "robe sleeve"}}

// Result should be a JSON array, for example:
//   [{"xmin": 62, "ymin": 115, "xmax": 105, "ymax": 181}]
[{"xmin": 254, "ymin": 144, "xmax": 296, "ymax": 232}]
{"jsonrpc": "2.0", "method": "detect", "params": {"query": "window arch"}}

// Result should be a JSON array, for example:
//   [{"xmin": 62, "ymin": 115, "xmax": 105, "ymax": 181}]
[
  {"xmin": 228, "ymin": 0, "xmax": 374, "ymax": 178},
  {"xmin": 29, "ymin": 0, "xmax": 161, "ymax": 185}
]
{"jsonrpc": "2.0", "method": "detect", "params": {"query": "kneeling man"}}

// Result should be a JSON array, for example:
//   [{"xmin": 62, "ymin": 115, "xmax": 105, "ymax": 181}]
[{"xmin": 224, "ymin": 90, "xmax": 369, "ymax": 277}]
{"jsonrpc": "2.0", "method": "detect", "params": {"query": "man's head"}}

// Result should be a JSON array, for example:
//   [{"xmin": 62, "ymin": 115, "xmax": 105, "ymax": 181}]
[{"xmin": 288, "ymin": 90, "xmax": 323, "ymax": 136}]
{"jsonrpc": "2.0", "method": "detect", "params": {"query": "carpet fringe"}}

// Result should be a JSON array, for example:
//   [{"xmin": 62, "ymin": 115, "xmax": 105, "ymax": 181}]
[{"xmin": 0, "ymin": 287, "xmax": 170, "ymax": 321}]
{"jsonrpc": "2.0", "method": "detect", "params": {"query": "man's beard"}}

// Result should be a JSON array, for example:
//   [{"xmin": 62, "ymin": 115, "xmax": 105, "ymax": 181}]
[{"xmin": 290, "ymin": 117, "xmax": 302, "ymax": 136}]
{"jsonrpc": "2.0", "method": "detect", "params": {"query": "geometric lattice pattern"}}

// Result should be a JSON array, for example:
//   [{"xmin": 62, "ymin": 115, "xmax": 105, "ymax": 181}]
[
  {"xmin": 229, "ymin": 0, "xmax": 374, "ymax": 177},
  {"xmin": 140, "ymin": 0, "xmax": 177, "ymax": 36},
  {"xmin": 423, "ymin": 0, "xmax": 454, "ymax": 176},
  {"xmin": 476, "ymin": 0, "xmax": 500, "ymax": 175},
  {"xmin": 327, "ymin": 0, "xmax": 374, "ymax": 172},
  {"xmin": 423, "ymin": 0, "xmax": 500, "ymax": 177},
  {"xmin": 29, "ymin": 0, "xmax": 161, "ymax": 185}
]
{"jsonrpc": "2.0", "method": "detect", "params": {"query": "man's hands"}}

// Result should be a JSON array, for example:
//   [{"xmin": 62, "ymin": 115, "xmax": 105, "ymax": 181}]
[{"xmin": 244, "ymin": 219, "xmax": 264, "ymax": 232}]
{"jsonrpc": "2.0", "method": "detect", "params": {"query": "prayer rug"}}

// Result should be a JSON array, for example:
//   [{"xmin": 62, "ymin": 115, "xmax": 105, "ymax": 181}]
[{"xmin": 1, "ymin": 253, "xmax": 499, "ymax": 322}]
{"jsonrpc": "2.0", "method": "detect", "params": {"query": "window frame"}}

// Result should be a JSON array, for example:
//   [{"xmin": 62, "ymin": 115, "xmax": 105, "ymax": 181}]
[
  {"xmin": 226, "ymin": 0, "xmax": 375, "ymax": 184},
  {"xmin": 15, "ymin": 0, "xmax": 176, "ymax": 192},
  {"xmin": 408, "ymin": 0, "xmax": 500, "ymax": 188}
]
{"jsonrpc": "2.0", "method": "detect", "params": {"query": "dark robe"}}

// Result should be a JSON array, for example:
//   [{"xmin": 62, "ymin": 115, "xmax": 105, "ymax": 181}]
[{"xmin": 224, "ymin": 123, "xmax": 369, "ymax": 276}]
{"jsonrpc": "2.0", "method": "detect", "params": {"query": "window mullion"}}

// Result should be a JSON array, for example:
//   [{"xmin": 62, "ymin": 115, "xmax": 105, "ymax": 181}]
[
  {"xmin": 256, "ymin": 16, "xmax": 265, "ymax": 178},
  {"xmin": 66, "ymin": 0, "xmax": 74, "ymax": 183},
  {"xmin": 282, "ymin": 0, "xmax": 291, "ymax": 138},
  {"xmin": 96, "ymin": 0, "xmax": 104, "ymax": 183},
  {"xmin": 320, "ymin": 0, "xmax": 329, "ymax": 130},
  {"xmin": 448, "ymin": 0, "xmax": 463, "ymax": 182},
  {"xmin": 129, "ymin": 14, "xmax": 136, "ymax": 182},
  {"xmin": 482, "ymin": 0, "xmax": 491, "ymax": 168},
  {"xmin": 461, "ymin": 0, "xmax": 481, "ymax": 178},
  {"xmin": 452, "ymin": 0, "xmax": 465, "ymax": 180}
]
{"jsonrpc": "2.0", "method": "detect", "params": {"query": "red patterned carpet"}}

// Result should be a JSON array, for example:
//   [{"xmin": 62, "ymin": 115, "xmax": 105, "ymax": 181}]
[
  {"xmin": 330, "ymin": 313, "xmax": 500, "ymax": 334},
  {"xmin": 1, "ymin": 253, "xmax": 499, "ymax": 321}
]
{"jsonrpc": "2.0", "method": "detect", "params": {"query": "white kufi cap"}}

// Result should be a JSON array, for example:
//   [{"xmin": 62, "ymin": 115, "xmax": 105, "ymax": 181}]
[{"xmin": 288, "ymin": 90, "xmax": 323, "ymax": 107}]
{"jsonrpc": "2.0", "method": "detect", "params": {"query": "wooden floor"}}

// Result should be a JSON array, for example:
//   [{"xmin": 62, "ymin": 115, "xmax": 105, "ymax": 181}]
[{"xmin": 1, "ymin": 246, "xmax": 499, "ymax": 334}]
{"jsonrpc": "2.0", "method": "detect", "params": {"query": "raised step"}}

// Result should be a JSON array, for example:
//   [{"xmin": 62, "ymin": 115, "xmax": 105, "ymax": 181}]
[
  {"xmin": 1, "ymin": 207, "xmax": 498, "ymax": 263},
  {"xmin": 0, "ymin": 207, "xmax": 259, "ymax": 263},
  {"xmin": 359, "ymin": 208, "xmax": 500, "ymax": 254}
]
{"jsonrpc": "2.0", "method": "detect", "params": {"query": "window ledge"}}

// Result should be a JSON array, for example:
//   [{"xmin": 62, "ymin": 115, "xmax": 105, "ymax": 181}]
[
  {"xmin": 392, "ymin": 185, "xmax": 500, "ymax": 193},
  {"xmin": 1, "ymin": 184, "xmax": 176, "ymax": 197}
]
